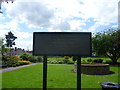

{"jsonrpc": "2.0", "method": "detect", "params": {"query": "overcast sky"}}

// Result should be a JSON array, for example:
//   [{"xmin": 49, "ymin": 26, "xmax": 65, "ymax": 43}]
[{"xmin": 0, "ymin": 0, "xmax": 119, "ymax": 50}]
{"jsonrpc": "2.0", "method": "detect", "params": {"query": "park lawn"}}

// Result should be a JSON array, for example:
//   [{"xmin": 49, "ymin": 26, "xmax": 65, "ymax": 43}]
[{"xmin": 2, "ymin": 64, "xmax": 120, "ymax": 89}]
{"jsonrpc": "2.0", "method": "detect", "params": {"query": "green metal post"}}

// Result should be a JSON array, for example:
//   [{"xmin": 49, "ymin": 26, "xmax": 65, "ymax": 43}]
[
  {"xmin": 43, "ymin": 56, "xmax": 47, "ymax": 90},
  {"xmin": 77, "ymin": 56, "xmax": 81, "ymax": 90}
]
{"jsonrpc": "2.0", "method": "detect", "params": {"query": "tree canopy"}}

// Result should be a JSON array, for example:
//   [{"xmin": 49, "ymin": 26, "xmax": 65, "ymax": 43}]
[
  {"xmin": 92, "ymin": 29, "xmax": 120, "ymax": 63},
  {"xmin": 0, "ymin": 37, "xmax": 9, "ymax": 56},
  {"xmin": 5, "ymin": 31, "xmax": 17, "ymax": 48},
  {"xmin": 5, "ymin": 31, "xmax": 17, "ymax": 56}
]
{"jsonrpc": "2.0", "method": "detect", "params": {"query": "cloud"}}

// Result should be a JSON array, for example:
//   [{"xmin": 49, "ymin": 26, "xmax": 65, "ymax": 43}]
[
  {"xmin": 14, "ymin": 31, "xmax": 32, "ymax": 40},
  {"xmin": 52, "ymin": 20, "xmax": 70, "ymax": 31},
  {"xmin": 14, "ymin": 40, "xmax": 33, "ymax": 50},
  {"xmin": 4, "ymin": 0, "xmax": 54, "ymax": 28},
  {"xmin": 3, "ymin": 0, "xmax": 119, "ymax": 32},
  {"xmin": 69, "ymin": 20, "xmax": 86, "ymax": 30}
]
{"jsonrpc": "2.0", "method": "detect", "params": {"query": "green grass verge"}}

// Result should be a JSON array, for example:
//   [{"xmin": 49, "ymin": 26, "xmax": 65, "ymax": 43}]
[{"xmin": 2, "ymin": 64, "xmax": 120, "ymax": 88}]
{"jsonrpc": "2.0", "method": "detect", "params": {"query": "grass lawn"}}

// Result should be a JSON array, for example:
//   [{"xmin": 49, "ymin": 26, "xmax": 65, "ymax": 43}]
[{"xmin": 1, "ymin": 64, "xmax": 120, "ymax": 89}]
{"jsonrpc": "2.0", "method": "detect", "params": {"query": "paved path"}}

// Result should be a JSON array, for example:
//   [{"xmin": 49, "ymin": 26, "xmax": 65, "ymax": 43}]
[{"xmin": 0, "ymin": 63, "xmax": 41, "ymax": 73}]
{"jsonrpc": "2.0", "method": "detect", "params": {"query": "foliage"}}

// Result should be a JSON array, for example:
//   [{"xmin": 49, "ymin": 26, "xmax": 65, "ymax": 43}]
[
  {"xmin": 92, "ymin": 29, "xmax": 120, "ymax": 63},
  {"xmin": 0, "ymin": 37, "xmax": 2, "ymax": 54},
  {"xmin": 64, "ymin": 56, "xmax": 69, "ymax": 59},
  {"xmin": 5, "ymin": 31, "xmax": 17, "ymax": 56},
  {"xmin": 93, "ymin": 59, "xmax": 103, "ymax": 63},
  {"xmin": 20, "ymin": 53, "xmax": 31, "ymax": 60},
  {"xmin": 87, "ymin": 59, "xmax": 92, "ymax": 63},
  {"xmin": 63, "ymin": 59, "xmax": 69, "ymax": 63},
  {"xmin": 2, "ymin": 55, "xmax": 31, "ymax": 67},
  {"xmin": 67, "ymin": 60, "xmax": 75, "ymax": 64},
  {"xmin": 63, "ymin": 56, "xmax": 69, "ymax": 63},
  {"xmin": 72, "ymin": 56, "xmax": 78, "ymax": 62},
  {"xmin": 47, "ymin": 58, "xmax": 64, "ymax": 64},
  {"xmin": 18, "ymin": 60, "xmax": 30, "ymax": 65},
  {"xmin": 37, "ymin": 56, "xmax": 43, "ymax": 62},
  {"xmin": 3, "ymin": 56, "xmax": 20, "ymax": 67},
  {"xmin": 5, "ymin": 31, "xmax": 17, "ymax": 48},
  {"xmin": 2, "ymin": 45, "xmax": 9, "ymax": 56},
  {"xmin": 20, "ymin": 53, "xmax": 43, "ymax": 63},
  {"xmin": 0, "ymin": 38, "xmax": 9, "ymax": 56}
]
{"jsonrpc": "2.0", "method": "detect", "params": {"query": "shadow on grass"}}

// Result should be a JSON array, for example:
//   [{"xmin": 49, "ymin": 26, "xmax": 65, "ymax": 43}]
[
  {"xmin": 104, "ymin": 62, "xmax": 120, "ymax": 67},
  {"xmin": 71, "ymin": 69, "xmax": 115, "ymax": 75},
  {"xmin": 81, "ymin": 71, "xmax": 115, "ymax": 75}
]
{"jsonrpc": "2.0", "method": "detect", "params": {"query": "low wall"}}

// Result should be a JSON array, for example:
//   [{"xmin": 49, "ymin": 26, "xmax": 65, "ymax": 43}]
[{"xmin": 81, "ymin": 64, "xmax": 110, "ymax": 75}]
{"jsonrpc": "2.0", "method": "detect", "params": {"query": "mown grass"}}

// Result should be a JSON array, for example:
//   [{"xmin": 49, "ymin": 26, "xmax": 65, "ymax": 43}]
[{"xmin": 2, "ymin": 64, "xmax": 120, "ymax": 89}]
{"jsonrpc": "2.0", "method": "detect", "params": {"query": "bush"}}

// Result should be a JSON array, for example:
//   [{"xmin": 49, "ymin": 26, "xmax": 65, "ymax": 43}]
[
  {"xmin": 37, "ymin": 56, "xmax": 43, "ymax": 62},
  {"xmin": 20, "ymin": 53, "xmax": 43, "ymax": 63},
  {"xmin": 47, "ymin": 58, "xmax": 65, "ymax": 64},
  {"xmin": 20, "ymin": 53, "xmax": 32, "ymax": 61},
  {"xmin": 18, "ymin": 60, "xmax": 30, "ymax": 65},
  {"xmin": 4, "ymin": 56, "xmax": 20, "ymax": 67},
  {"xmin": 87, "ymin": 59, "xmax": 92, "ymax": 63},
  {"xmin": 63, "ymin": 59, "xmax": 69, "ymax": 63},
  {"xmin": 28, "ymin": 56, "xmax": 37, "ymax": 63},
  {"xmin": 64, "ymin": 56, "xmax": 69, "ymax": 59},
  {"xmin": 72, "ymin": 56, "xmax": 78, "ymax": 62},
  {"xmin": 58, "ymin": 61, "xmax": 64, "ymax": 64},
  {"xmin": 2, "ymin": 56, "xmax": 11, "ymax": 62},
  {"xmin": 93, "ymin": 59, "xmax": 103, "ymax": 63},
  {"xmin": 67, "ymin": 61, "xmax": 75, "ymax": 64}
]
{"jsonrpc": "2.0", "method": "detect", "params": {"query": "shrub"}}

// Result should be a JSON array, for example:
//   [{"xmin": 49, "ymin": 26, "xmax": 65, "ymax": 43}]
[
  {"xmin": 81, "ymin": 59, "xmax": 87, "ymax": 63},
  {"xmin": 18, "ymin": 60, "xmax": 30, "ymax": 65},
  {"xmin": 63, "ymin": 59, "xmax": 69, "ymax": 63},
  {"xmin": 20, "ymin": 53, "xmax": 42, "ymax": 63},
  {"xmin": 28, "ymin": 56, "xmax": 37, "ymax": 63},
  {"xmin": 93, "ymin": 59, "xmax": 103, "ymax": 63},
  {"xmin": 87, "ymin": 59, "xmax": 92, "ymax": 63},
  {"xmin": 58, "ymin": 61, "xmax": 64, "ymax": 64},
  {"xmin": 2, "ymin": 56, "xmax": 11, "ymax": 62},
  {"xmin": 67, "ymin": 61, "xmax": 75, "ymax": 64},
  {"xmin": 72, "ymin": 56, "xmax": 78, "ymax": 62},
  {"xmin": 37, "ymin": 56, "xmax": 43, "ymax": 62},
  {"xmin": 20, "ymin": 53, "xmax": 32, "ymax": 61},
  {"xmin": 4, "ymin": 56, "xmax": 20, "ymax": 67},
  {"xmin": 64, "ymin": 56, "xmax": 69, "ymax": 59}
]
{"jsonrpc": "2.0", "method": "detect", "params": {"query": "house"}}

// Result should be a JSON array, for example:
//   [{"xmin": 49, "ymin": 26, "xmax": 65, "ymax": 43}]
[{"xmin": 5, "ymin": 47, "xmax": 25, "ymax": 56}]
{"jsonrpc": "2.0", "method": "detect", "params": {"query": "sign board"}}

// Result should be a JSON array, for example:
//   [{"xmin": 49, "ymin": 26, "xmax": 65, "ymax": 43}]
[{"xmin": 33, "ymin": 32, "xmax": 92, "ymax": 56}]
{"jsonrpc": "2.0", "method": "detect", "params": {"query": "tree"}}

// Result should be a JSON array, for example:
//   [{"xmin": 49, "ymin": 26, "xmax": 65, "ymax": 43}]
[
  {"xmin": 0, "ymin": 37, "xmax": 9, "ymax": 56},
  {"xmin": 0, "ymin": 37, "xmax": 2, "ymax": 56},
  {"xmin": 92, "ymin": 29, "xmax": 120, "ymax": 63},
  {"xmin": 5, "ymin": 31, "xmax": 17, "ymax": 56}
]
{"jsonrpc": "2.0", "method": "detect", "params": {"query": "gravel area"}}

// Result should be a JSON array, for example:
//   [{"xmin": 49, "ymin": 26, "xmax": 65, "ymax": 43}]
[{"xmin": 0, "ymin": 63, "xmax": 41, "ymax": 73}]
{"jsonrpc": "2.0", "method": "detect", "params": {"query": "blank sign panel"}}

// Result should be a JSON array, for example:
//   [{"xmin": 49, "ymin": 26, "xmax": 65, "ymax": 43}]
[{"xmin": 33, "ymin": 32, "xmax": 92, "ymax": 56}]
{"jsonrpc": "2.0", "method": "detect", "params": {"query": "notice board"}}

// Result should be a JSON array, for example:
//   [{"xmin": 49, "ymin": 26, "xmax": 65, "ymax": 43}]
[{"xmin": 33, "ymin": 32, "xmax": 92, "ymax": 56}]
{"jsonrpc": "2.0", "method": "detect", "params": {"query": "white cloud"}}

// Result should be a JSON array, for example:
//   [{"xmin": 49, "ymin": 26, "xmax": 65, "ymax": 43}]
[
  {"xmin": 4, "ymin": 0, "xmax": 54, "ymax": 28},
  {"xmin": 112, "ymin": 24, "xmax": 118, "ymax": 28},
  {"xmin": 0, "ymin": 30, "xmax": 9, "ymax": 38},
  {"xmin": 2, "ymin": 0, "xmax": 119, "ymax": 32},
  {"xmin": 14, "ymin": 40, "xmax": 33, "ymax": 50},
  {"xmin": 84, "ymin": 0, "xmax": 118, "ymax": 22},
  {"xmin": 69, "ymin": 20, "xmax": 86, "ymax": 30},
  {"xmin": 0, "ymin": 19, "xmax": 32, "ymax": 39},
  {"xmin": 14, "ymin": 31, "xmax": 32, "ymax": 40}
]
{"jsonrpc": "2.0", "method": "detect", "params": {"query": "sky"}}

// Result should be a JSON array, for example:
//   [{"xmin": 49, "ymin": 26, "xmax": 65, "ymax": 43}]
[{"xmin": 0, "ymin": 0, "xmax": 119, "ymax": 50}]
